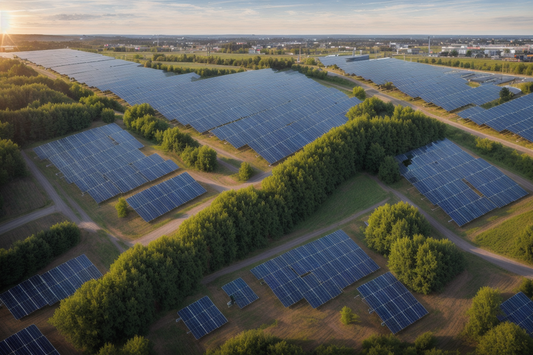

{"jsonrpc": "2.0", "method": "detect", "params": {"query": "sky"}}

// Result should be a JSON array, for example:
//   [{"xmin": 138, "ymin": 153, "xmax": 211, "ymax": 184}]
[{"xmin": 1, "ymin": 0, "xmax": 532, "ymax": 35}]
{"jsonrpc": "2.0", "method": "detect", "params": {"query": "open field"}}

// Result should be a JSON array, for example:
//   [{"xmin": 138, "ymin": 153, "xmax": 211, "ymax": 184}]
[
  {"xmin": 147, "ymin": 215, "xmax": 522, "ymax": 355},
  {"xmin": 0, "ymin": 228, "xmax": 121, "ymax": 354},
  {"xmin": 0, "ymin": 175, "xmax": 51, "ymax": 223},
  {"xmin": 0, "ymin": 213, "xmax": 68, "ymax": 249}
]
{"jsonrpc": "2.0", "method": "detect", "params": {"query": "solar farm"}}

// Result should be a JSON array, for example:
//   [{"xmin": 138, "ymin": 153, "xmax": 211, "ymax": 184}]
[
  {"xmin": 0, "ymin": 255, "xmax": 102, "ymax": 320},
  {"xmin": 499, "ymin": 292, "xmax": 533, "ymax": 335},
  {"xmin": 458, "ymin": 93, "xmax": 533, "ymax": 142},
  {"xmin": 318, "ymin": 56, "xmax": 501, "ymax": 111},
  {"xmin": 14, "ymin": 49, "xmax": 361, "ymax": 164},
  {"xmin": 395, "ymin": 138, "xmax": 527, "ymax": 226},
  {"xmin": 0, "ymin": 325, "xmax": 59, "ymax": 355}
]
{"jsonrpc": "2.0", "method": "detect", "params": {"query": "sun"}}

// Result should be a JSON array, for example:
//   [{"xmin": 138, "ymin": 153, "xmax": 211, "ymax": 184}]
[{"xmin": 0, "ymin": 11, "xmax": 11, "ymax": 34}]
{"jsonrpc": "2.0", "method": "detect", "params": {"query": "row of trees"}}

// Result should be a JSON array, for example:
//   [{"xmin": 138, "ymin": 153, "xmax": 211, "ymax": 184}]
[
  {"xmin": 0, "ymin": 83, "xmax": 73, "ymax": 111},
  {"xmin": 0, "ymin": 139, "xmax": 26, "ymax": 186},
  {"xmin": 463, "ymin": 286, "xmax": 533, "ymax": 354},
  {"xmin": 291, "ymin": 64, "xmax": 328, "ymax": 80},
  {"xmin": 149, "ymin": 53, "xmax": 296, "ymax": 70},
  {"xmin": 365, "ymin": 202, "xmax": 465, "ymax": 294},
  {"xmin": 145, "ymin": 62, "xmax": 243, "ymax": 78},
  {"xmin": 0, "ymin": 221, "xmax": 81, "ymax": 288},
  {"xmin": 205, "ymin": 328, "xmax": 452, "ymax": 355},
  {"xmin": 50, "ymin": 98, "xmax": 446, "ymax": 352},
  {"xmin": 417, "ymin": 57, "xmax": 533, "ymax": 76}
]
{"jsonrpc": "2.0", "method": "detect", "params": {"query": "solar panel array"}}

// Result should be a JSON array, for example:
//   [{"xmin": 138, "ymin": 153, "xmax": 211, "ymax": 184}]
[
  {"xmin": 318, "ymin": 56, "xmax": 501, "ymax": 111},
  {"xmin": 251, "ymin": 230, "xmax": 379, "ymax": 308},
  {"xmin": 357, "ymin": 272, "xmax": 428, "ymax": 334},
  {"xmin": 177, "ymin": 296, "xmax": 228, "ymax": 340},
  {"xmin": 221, "ymin": 278, "xmax": 259, "ymax": 309},
  {"xmin": 499, "ymin": 292, "xmax": 533, "ymax": 335},
  {"xmin": 0, "ymin": 255, "xmax": 102, "ymax": 320},
  {"xmin": 395, "ymin": 139, "xmax": 527, "ymax": 226},
  {"xmin": 0, "ymin": 325, "xmax": 59, "ymax": 355},
  {"xmin": 457, "ymin": 94, "xmax": 533, "ymax": 142},
  {"xmin": 126, "ymin": 172, "xmax": 206, "ymax": 222},
  {"xmin": 14, "ymin": 49, "xmax": 360, "ymax": 165},
  {"xmin": 34, "ymin": 123, "xmax": 179, "ymax": 203}
]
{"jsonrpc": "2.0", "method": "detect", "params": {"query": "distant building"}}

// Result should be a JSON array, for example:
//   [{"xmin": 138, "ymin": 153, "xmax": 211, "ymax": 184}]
[{"xmin": 407, "ymin": 48, "xmax": 420, "ymax": 54}]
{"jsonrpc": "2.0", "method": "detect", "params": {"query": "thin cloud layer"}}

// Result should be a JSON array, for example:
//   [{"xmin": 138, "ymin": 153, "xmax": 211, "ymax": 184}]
[{"xmin": 3, "ymin": 0, "xmax": 533, "ymax": 34}]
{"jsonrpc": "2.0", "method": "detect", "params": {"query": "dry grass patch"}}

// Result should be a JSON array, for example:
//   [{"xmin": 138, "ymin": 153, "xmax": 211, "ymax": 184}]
[{"xmin": 0, "ymin": 176, "xmax": 51, "ymax": 223}]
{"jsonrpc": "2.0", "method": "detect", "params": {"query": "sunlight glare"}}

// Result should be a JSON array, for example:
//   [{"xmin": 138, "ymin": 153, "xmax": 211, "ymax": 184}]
[{"xmin": 0, "ymin": 11, "xmax": 11, "ymax": 34}]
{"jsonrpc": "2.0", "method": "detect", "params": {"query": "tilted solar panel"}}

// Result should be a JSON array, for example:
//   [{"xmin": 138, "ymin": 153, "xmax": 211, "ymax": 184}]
[
  {"xmin": 177, "ymin": 296, "xmax": 228, "ymax": 340},
  {"xmin": 0, "ymin": 325, "xmax": 59, "ymax": 355}
]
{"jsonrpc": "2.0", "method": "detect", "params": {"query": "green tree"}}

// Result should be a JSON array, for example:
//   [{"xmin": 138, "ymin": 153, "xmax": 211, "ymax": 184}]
[
  {"xmin": 340, "ymin": 306, "xmax": 359, "ymax": 325},
  {"xmin": 499, "ymin": 87, "xmax": 513, "ymax": 104},
  {"xmin": 0, "ymin": 139, "xmax": 27, "ymax": 186},
  {"xmin": 115, "ymin": 197, "xmax": 128, "ymax": 218},
  {"xmin": 464, "ymin": 287, "xmax": 503, "ymax": 339},
  {"xmin": 195, "ymin": 145, "xmax": 217, "ymax": 172},
  {"xmin": 123, "ymin": 103, "xmax": 156, "ymax": 128},
  {"xmin": 365, "ymin": 202, "xmax": 431, "ymax": 256},
  {"xmin": 159, "ymin": 126, "xmax": 199, "ymax": 153},
  {"xmin": 476, "ymin": 322, "xmax": 533, "ymax": 355},
  {"xmin": 101, "ymin": 108, "xmax": 115, "ymax": 123},
  {"xmin": 515, "ymin": 278, "xmax": 533, "ymax": 299},
  {"xmin": 239, "ymin": 162, "xmax": 254, "ymax": 181},
  {"xmin": 514, "ymin": 226, "xmax": 533, "ymax": 262},
  {"xmin": 206, "ymin": 329, "xmax": 304, "ymax": 355},
  {"xmin": 120, "ymin": 335, "xmax": 153, "ymax": 355},
  {"xmin": 181, "ymin": 146, "xmax": 199, "ymax": 167},
  {"xmin": 450, "ymin": 50, "xmax": 458, "ymax": 57},
  {"xmin": 353, "ymin": 86, "xmax": 366, "ymax": 101},
  {"xmin": 378, "ymin": 156, "xmax": 401, "ymax": 184},
  {"xmin": 313, "ymin": 344, "xmax": 356, "ymax": 355},
  {"xmin": 365, "ymin": 143, "xmax": 386, "ymax": 174},
  {"xmin": 414, "ymin": 332, "xmax": 437, "ymax": 352},
  {"xmin": 8, "ymin": 63, "xmax": 38, "ymax": 77}
]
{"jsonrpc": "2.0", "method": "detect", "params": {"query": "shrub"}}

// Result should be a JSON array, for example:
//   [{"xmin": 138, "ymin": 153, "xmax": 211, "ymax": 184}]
[
  {"xmin": 101, "ymin": 108, "xmax": 115, "ymax": 123},
  {"xmin": 365, "ymin": 202, "xmax": 431, "ymax": 256},
  {"xmin": 378, "ymin": 155, "xmax": 401, "ymax": 184},
  {"xmin": 206, "ymin": 329, "xmax": 304, "ymax": 355},
  {"xmin": 239, "ymin": 162, "xmax": 254, "ymax": 181},
  {"xmin": 195, "ymin": 145, "xmax": 217, "ymax": 172},
  {"xmin": 514, "ymin": 226, "xmax": 533, "ymax": 262},
  {"xmin": 115, "ymin": 198, "xmax": 128, "ymax": 218},
  {"xmin": 414, "ymin": 332, "xmax": 438, "ymax": 352},
  {"xmin": 515, "ymin": 278, "xmax": 533, "ymax": 299},
  {"xmin": 389, "ymin": 236, "xmax": 465, "ymax": 294},
  {"xmin": 464, "ymin": 287, "xmax": 503, "ymax": 339},
  {"xmin": 476, "ymin": 322, "xmax": 533, "ymax": 355},
  {"xmin": 181, "ymin": 145, "xmax": 199, "ymax": 167},
  {"xmin": 352, "ymin": 86, "xmax": 366, "ymax": 101},
  {"xmin": 97, "ymin": 336, "xmax": 153, "ymax": 355},
  {"xmin": 340, "ymin": 306, "xmax": 359, "ymax": 325},
  {"xmin": 313, "ymin": 344, "xmax": 356, "ymax": 355},
  {"xmin": 159, "ymin": 126, "xmax": 199, "ymax": 153}
]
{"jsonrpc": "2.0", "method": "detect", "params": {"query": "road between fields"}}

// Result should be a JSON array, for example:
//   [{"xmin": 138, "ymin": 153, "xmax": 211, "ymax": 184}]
[{"xmin": 201, "ymin": 198, "xmax": 391, "ymax": 284}]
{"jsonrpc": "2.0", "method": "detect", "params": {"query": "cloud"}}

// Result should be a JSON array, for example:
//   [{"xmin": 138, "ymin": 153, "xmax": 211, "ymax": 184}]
[{"xmin": 49, "ymin": 13, "xmax": 137, "ymax": 21}]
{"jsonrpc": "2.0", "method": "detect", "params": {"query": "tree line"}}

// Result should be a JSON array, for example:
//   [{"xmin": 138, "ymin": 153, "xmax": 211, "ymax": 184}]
[
  {"xmin": 148, "ymin": 53, "xmax": 296, "ymax": 70},
  {"xmin": 49, "ymin": 98, "xmax": 446, "ymax": 352},
  {"xmin": 0, "ymin": 138, "xmax": 26, "ymax": 186},
  {"xmin": 291, "ymin": 64, "xmax": 328, "ymax": 80},
  {"xmin": 416, "ymin": 57, "xmax": 533, "ymax": 76},
  {"xmin": 205, "ymin": 328, "xmax": 454, "ymax": 355},
  {"xmin": 0, "ymin": 221, "xmax": 81, "ymax": 289},
  {"xmin": 144, "ymin": 62, "xmax": 244, "ymax": 78}
]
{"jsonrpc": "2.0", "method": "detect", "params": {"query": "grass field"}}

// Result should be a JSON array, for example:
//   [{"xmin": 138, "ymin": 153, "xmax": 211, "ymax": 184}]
[
  {"xmin": 147, "ymin": 211, "xmax": 522, "ymax": 355},
  {"xmin": 0, "ymin": 228, "xmax": 120, "ymax": 354},
  {"xmin": 0, "ymin": 213, "xmax": 68, "ymax": 249},
  {"xmin": 0, "ymin": 175, "xmax": 52, "ymax": 223}
]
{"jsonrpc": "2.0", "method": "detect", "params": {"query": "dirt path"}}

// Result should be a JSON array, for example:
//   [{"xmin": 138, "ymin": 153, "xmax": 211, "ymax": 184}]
[
  {"xmin": 327, "ymin": 72, "xmax": 533, "ymax": 157},
  {"xmin": 201, "ymin": 198, "xmax": 390, "ymax": 284},
  {"xmin": 0, "ymin": 205, "xmax": 57, "ymax": 235},
  {"xmin": 368, "ymin": 175, "xmax": 533, "ymax": 278},
  {"xmin": 20, "ymin": 152, "xmax": 129, "ymax": 253}
]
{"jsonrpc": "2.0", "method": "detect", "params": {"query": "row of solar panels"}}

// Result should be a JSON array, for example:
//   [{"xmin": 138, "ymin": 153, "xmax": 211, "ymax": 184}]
[
  {"xmin": 178, "ymin": 229, "xmax": 429, "ymax": 340},
  {"xmin": 457, "ymin": 93, "xmax": 533, "ymax": 143},
  {"xmin": 15, "ymin": 49, "xmax": 358, "ymax": 165},
  {"xmin": 34, "ymin": 124, "xmax": 179, "ymax": 204},
  {"xmin": 395, "ymin": 139, "xmax": 527, "ymax": 226},
  {"xmin": 0, "ymin": 255, "xmax": 102, "ymax": 320},
  {"xmin": 318, "ymin": 56, "xmax": 501, "ymax": 112},
  {"xmin": 0, "ymin": 325, "xmax": 59, "ymax": 355}
]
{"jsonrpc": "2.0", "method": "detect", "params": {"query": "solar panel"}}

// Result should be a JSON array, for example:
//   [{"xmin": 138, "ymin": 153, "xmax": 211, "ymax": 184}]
[
  {"xmin": 33, "ymin": 124, "xmax": 178, "ymax": 204},
  {"xmin": 221, "ymin": 278, "xmax": 259, "ymax": 309},
  {"xmin": 0, "ymin": 255, "xmax": 102, "ymax": 320},
  {"xmin": 177, "ymin": 296, "xmax": 228, "ymax": 339},
  {"xmin": 499, "ymin": 292, "xmax": 533, "ymax": 335},
  {"xmin": 0, "ymin": 325, "xmax": 60, "ymax": 355},
  {"xmin": 395, "ymin": 138, "xmax": 527, "ymax": 226},
  {"xmin": 250, "ymin": 229, "xmax": 379, "ymax": 308},
  {"xmin": 126, "ymin": 172, "xmax": 206, "ymax": 222},
  {"xmin": 357, "ymin": 272, "xmax": 428, "ymax": 334},
  {"xmin": 17, "ymin": 49, "xmax": 362, "ymax": 165}
]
